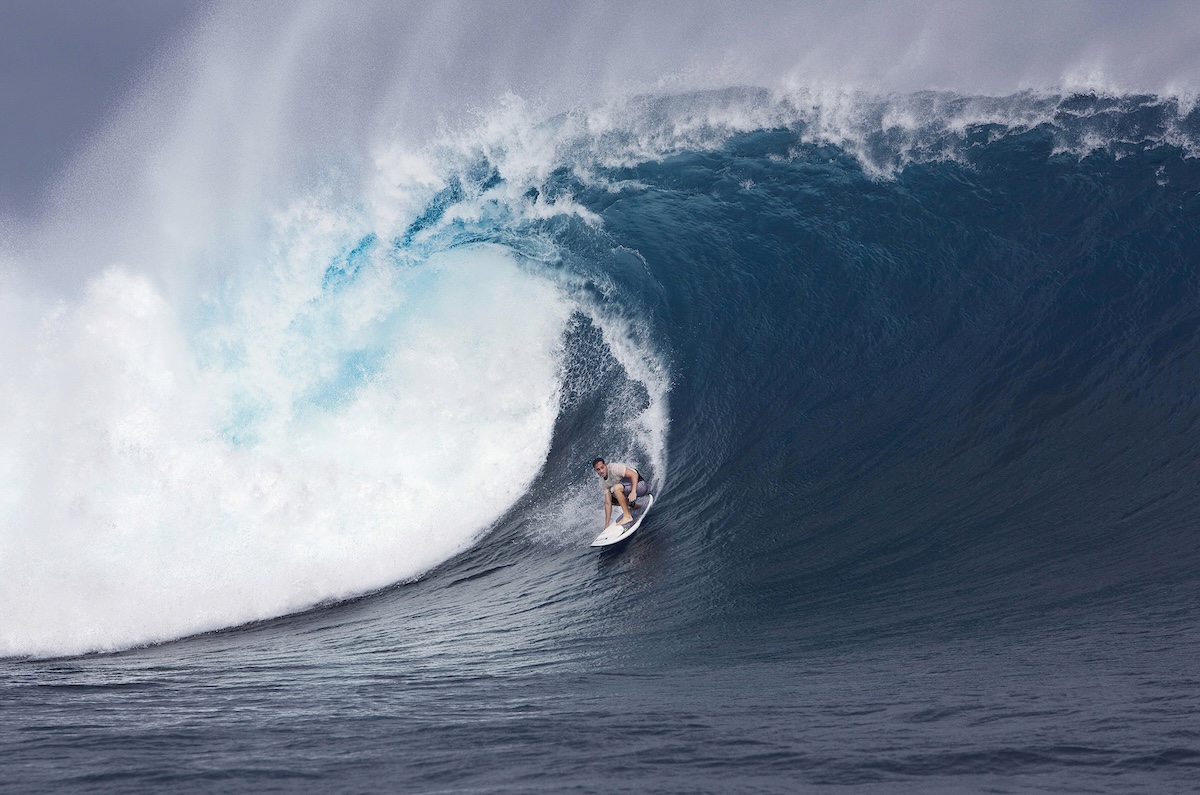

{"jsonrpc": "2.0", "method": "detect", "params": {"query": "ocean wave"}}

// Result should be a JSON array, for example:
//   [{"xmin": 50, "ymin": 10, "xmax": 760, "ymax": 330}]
[{"xmin": 4, "ymin": 13, "xmax": 1199, "ymax": 656}]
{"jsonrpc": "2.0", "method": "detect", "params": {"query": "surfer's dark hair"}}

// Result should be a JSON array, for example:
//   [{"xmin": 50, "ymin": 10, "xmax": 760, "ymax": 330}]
[{"xmin": 592, "ymin": 457, "xmax": 606, "ymax": 468}]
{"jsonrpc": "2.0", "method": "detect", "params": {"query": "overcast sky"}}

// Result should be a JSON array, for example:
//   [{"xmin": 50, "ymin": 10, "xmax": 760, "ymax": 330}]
[
  {"xmin": 0, "ymin": 0, "xmax": 210, "ymax": 218},
  {"xmin": 3, "ymin": 1, "xmax": 1199, "ymax": 222}
]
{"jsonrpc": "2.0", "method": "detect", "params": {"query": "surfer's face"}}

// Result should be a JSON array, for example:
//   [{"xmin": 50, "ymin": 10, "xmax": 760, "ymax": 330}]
[{"xmin": 594, "ymin": 462, "xmax": 607, "ymax": 479}]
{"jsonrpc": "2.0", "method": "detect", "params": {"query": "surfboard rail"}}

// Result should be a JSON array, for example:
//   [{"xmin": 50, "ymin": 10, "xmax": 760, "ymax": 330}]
[{"xmin": 590, "ymin": 494, "xmax": 654, "ymax": 547}]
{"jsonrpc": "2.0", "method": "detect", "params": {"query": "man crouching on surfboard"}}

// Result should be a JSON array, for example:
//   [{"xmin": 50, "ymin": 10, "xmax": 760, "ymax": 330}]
[{"xmin": 593, "ymin": 457, "xmax": 648, "ymax": 528}]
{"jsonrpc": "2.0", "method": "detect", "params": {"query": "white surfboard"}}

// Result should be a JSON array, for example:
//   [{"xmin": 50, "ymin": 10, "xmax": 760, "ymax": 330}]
[{"xmin": 590, "ymin": 494, "xmax": 654, "ymax": 547}]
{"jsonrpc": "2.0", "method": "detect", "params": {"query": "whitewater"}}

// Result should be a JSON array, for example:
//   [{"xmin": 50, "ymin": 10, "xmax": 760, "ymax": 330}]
[{"xmin": 3, "ymin": 2, "xmax": 1200, "ymax": 792}]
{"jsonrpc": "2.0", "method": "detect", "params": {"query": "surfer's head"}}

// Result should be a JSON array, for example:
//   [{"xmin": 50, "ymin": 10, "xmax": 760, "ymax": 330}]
[{"xmin": 592, "ymin": 457, "xmax": 607, "ymax": 479}]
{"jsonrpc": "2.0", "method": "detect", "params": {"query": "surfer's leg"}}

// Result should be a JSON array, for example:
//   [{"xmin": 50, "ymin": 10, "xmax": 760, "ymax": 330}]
[{"xmin": 611, "ymin": 484, "xmax": 635, "ymax": 524}]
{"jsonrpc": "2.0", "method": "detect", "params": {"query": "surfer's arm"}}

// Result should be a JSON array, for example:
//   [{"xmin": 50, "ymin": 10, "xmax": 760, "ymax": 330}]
[
  {"xmin": 626, "ymin": 466, "xmax": 640, "ymax": 497},
  {"xmin": 603, "ymin": 488, "xmax": 613, "ymax": 526}
]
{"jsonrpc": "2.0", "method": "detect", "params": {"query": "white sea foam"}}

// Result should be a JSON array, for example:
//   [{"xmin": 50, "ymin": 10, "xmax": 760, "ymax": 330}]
[{"xmin": 0, "ymin": 240, "xmax": 579, "ymax": 657}]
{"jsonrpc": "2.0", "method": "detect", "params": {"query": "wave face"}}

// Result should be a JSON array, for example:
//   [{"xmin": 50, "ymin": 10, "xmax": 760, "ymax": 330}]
[{"xmin": 599, "ymin": 92, "xmax": 1200, "ymax": 645}]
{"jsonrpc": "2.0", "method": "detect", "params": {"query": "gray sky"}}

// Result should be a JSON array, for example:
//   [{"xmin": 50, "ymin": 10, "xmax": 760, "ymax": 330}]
[
  {"xmin": 0, "ymin": 0, "xmax": 209, "ymax": 218},
  {"xmin": 3, "ymin": 0, "xmax": 1200, "ymax": 224}
]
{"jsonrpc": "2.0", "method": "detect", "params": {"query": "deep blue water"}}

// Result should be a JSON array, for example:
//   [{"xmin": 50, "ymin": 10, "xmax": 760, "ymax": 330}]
[{"xmin": 4, "ymin": 91, "xmax": 1200, "ymax": 792}]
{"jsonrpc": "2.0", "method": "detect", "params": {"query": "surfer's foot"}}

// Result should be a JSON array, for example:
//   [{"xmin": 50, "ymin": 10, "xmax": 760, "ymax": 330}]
[{"xmin": 620, "ymin": 514, "xmax": 635, "ymax": 525}]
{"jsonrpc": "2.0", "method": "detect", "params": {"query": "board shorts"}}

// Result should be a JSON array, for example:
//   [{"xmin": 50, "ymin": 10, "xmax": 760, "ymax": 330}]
[{"xmin": 615, "ymin": 478, "xmax": 649, "ymax": 500}]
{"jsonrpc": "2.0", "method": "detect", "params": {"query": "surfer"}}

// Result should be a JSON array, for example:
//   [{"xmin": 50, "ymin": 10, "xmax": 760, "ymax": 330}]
[{"xmin": 593, "ymin": 457, "xmax": 648, "ymax": 527}]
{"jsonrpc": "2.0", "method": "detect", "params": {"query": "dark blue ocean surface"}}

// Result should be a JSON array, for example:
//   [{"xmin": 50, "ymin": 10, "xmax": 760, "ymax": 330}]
[{"xmin": 4, "ymin": 91, "xmax": 1200, "ymax": 792}]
